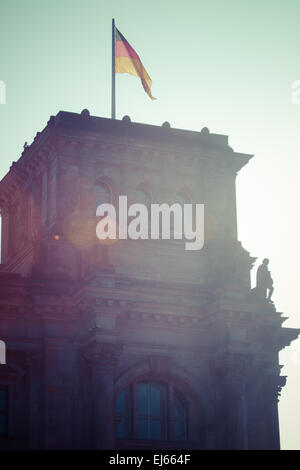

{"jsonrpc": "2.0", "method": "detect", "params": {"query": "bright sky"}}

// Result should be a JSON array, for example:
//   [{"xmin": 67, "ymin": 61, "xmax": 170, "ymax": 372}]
[{"xmin": 0, "ymin": 0, "xmax": 300, "ymax": 449}]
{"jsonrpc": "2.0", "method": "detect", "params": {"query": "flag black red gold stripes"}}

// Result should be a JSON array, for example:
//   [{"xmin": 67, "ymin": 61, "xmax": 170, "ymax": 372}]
[{"xmin": 115, "ymin": 28, "xmax": 156, "ymax": 100}]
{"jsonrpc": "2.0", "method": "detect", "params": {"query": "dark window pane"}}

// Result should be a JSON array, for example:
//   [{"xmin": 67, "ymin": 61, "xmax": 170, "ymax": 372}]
[
  {"xmin": 137, "ymin": 383, "xmax": 148, "ymax": 416},
  {"xmin": 137, "ymin": 418, "xmax": 148, "ymax": 439},
  {"xmin": 150, "ymin": 419, "xmax": 162, "ymax": 440},
  {"xmin": 117, "ymin": 419, "xmax": 126, "ymax": 439},
  {"xmin": 136, "ymin": 382, "xmax": 167, "ymax": 440},
  {"xmin": 173, "ymin": 394, "xmax": 185, "ymax": 418},
  {"xmin": 150, "ymin": 384, "xmax": 161, "ymax": 416},
  {"xmin": 116, "ymin": 382, "xmax": 187, "ymax": 443}
]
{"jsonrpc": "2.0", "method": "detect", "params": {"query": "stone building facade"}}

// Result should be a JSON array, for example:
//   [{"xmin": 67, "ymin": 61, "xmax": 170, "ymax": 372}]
[{"xmin": 0, "ymin": 110, "xmax": 298, "ymax": 449}]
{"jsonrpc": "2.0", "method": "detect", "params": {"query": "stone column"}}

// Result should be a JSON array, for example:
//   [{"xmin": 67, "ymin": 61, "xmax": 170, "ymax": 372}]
[{"xmin": 85, "ymin": 342, "xmax": 122, "ymax": 450}]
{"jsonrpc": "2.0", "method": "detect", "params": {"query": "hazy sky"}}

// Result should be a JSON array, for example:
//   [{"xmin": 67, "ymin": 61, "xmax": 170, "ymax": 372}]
[{"xmin": 0, "ymin": 0, "xmax": 300, "ymax": 449}]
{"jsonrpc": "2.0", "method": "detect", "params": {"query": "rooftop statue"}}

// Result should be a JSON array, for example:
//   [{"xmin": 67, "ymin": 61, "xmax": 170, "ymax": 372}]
[{"xmin": 256, "ymin": 258, "xmax": 274, "ymax": 303}]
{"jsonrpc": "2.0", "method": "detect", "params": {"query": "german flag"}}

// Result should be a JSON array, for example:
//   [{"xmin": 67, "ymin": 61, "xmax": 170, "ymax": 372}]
[{"xmin": 115, "ymin": 28, "xmax": 156, "ymax": 100}]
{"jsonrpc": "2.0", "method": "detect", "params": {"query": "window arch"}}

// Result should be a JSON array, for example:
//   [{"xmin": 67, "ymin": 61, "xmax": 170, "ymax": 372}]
[
  {"xmin": 115, "ymin": 381, "xmax": 187, "ymax": 442},
  {"xmin": 94, "ymin": 181, "xmax": 112, "ymax": 213}
]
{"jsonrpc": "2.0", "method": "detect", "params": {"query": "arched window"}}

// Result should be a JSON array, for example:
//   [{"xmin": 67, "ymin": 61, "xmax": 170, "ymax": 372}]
[
  {"xmin": 115, "ymin": 381, "xmax": 187, "ymax": 442},
  {"xmin": 136, "ymin": 382, "xmax": 167, "ymax": 440},
  {"xmin": 94, "ymin": 181, "xmax": 111, "ymax": 213}
]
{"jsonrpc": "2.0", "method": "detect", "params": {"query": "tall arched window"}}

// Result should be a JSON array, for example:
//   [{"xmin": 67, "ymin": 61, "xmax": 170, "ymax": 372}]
[
  {"xmin": 115, "ymin": 381, "xmax": 187, "ymax": 442},
  {"xmin": 136, "ymin": 382, "xmax": 167, "ymax": 440},
  {"xmin": 94, "ymin": 181, "xmax": 111, "ymax": 213}
]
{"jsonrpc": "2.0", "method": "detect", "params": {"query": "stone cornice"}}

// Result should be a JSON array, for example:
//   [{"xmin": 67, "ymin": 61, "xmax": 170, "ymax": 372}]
[
  {"xmin": 0, "ymin": 110, "xmax": 253, "ymax": 211},
  {"xmin": 47, "ymin": 129, "xmax": 247, "ymax": 175}
]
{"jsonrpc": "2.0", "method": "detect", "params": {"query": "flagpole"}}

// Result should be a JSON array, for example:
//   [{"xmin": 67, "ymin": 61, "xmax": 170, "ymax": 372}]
[{"xmin": 111, "ymin": 18, "xmax": 116, "ymax": 119}]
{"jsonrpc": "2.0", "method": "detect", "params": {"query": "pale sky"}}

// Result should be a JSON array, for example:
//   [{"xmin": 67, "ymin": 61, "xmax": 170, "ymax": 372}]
[{"xmin": 0, "ymin": 0, "xmax": 299, "ymax": 449}]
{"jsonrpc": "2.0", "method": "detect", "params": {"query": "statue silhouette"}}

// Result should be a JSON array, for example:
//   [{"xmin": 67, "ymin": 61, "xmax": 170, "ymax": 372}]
[{"xmin": 256, "ymin": 258, "xmax": 274, "ymax": 302}]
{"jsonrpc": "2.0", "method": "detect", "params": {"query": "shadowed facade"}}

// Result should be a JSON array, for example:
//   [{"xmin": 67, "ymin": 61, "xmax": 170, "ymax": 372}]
[{"xmin": 0, "ymin": 110, "xmax": 298, "ymax": 449}]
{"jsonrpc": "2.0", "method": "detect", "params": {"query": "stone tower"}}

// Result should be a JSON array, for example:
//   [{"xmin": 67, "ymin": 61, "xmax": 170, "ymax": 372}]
[{"xmin": 0, "ymin": 110, "xmax": 298, "ymax": 449}]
